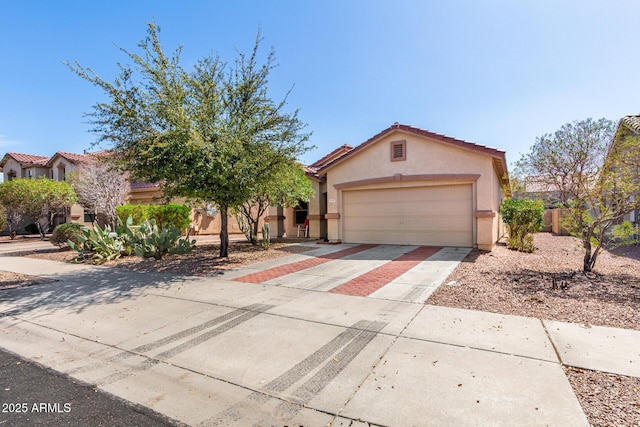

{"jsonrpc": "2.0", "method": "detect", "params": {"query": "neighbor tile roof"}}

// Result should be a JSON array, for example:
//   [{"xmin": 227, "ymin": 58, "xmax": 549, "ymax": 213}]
[
  {"xmin": 622, "ymin": 114, "xmax": 640, "ymax": 133},
  {"xmin": 45, "ymin": 151, "xmax": 94, "ymax": 167},
  {"xmin": 44, "ymin": 150, "xmax": 113, "ymax": 167},
  {"xmin": 0, "ymin": 152, "xmax": 50, "ymax": 168}
]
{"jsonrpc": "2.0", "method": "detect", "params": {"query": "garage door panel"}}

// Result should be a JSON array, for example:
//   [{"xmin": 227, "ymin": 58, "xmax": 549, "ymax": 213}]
[{"xmin": 342, "ymin": 185, "xmax": 472, "ymax": 247}]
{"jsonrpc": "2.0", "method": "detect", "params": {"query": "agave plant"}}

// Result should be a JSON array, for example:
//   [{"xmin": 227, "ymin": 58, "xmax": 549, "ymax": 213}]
[
  {"xmin": 132, "ymin": 219, "xmax": 196, "ymax": 260},
  {"xmin": 69, "ymin": 223, "xmax": 124, "ymax": 264}
]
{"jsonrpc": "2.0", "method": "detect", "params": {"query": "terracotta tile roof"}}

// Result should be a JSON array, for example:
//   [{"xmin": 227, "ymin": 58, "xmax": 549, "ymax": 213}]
[
  {"xmin": 45, "ymin": 150, "xmax": 113, "ymax": 167},
  {"xmin": 303, "ymin": 164, "xmax": 324, "ymax": 182},
  {"xmin": 310, "ymin": 144, "xmax": 354, "ymax": 169},
  {"xmin": 45, "ymin": 151, "xmax": 93, "ymax": 167},
  {"xmin": 0, "ymin": 152, "xmax": 50, "ymax": 168},
  {"xmin": 317, "ymin": 123, "xmax": 509, "ymax": 185},
  {"xmin": 622, "ymin": 114, "xmax": 640, "ymax": 133}
]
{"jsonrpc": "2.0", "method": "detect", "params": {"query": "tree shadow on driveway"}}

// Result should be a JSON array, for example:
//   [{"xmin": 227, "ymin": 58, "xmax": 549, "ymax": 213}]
[{"xmin": 0, "ymin": 267, "xmax": 191, "ymax": 318}]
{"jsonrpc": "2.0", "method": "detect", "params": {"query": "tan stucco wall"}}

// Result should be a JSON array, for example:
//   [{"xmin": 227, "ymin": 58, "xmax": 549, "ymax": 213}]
[
  {"xmin": 324, "ymin": 130, "xmax": 503, "ymax": 249},
  {"xmin": 22, "ymin": 166, "xmax": 49, "ymax": 179},
  {"xmin": 2, "ymin": 158, "xmax": 22, "ymax": 179},
  {"xmin": 48, "ymin": 157, "xmax": 78, "ymax": 181}
]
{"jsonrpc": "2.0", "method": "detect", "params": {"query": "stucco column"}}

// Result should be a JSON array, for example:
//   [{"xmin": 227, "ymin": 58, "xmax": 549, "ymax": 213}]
[
  {"xmin": 267, "ymin": 205, "xmax": 286, "ymax": 238},
  {"xmin": 325, "ymin": 213, "xmax": 340, "ymax": 242},
  {"xmin": 475, "ymin": 210, "xmax": 496, "ymax": 251}
]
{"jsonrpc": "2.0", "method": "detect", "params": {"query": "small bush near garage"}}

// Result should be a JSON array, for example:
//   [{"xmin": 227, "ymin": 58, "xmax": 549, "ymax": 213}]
[
  {"xmin": 116, "ymin": 204, "xmax": 191, "ymax": 232},
  {"xmin": 50, "ymin": 222, "xmax": 85, "ymax": 248},
  {"xmin": 500, "ymin": 198, "xmax": 544, "ymax": 252}
]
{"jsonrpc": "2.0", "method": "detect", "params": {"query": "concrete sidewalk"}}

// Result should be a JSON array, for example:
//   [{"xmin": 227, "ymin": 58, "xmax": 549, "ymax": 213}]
[
  {"xmin": 1, "ymin": 255, "xmax": 638, "ymax": 426},
  {"xmin": 0, "ymin": 237, "xmax": 54, "ymax": 254}
]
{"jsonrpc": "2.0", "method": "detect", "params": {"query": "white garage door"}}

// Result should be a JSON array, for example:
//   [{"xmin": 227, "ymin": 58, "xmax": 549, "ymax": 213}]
[{"xmin": 342, "ymin": 184, "xmax": 473, "ymax": 247}]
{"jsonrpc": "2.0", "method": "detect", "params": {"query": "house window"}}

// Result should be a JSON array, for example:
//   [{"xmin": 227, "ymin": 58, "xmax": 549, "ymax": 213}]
[
  {"xmin": 294, "ymin": 201, "xmax": 308, "ymax": 224},
  {"xmin": 28, "ymin": 170, "xmax": 33, "ymax": 178},
  {"xmin": 84, "ymin": 210, "xmax": 96, "ymax": 223},
  {"xmin": 7, "ymin": 171, "xmax": 16, "ymax": 181},
  {"xmin": 391, "ymin": 140, "xmax": 406, "ymax": 162}
]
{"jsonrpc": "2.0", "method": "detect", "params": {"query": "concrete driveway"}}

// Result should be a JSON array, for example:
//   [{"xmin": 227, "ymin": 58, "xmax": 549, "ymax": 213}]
[
  {"xmin": 223, "ymin": 243, "xmax": 471, "ymax": 303},
  {"xmin": 0, "ymin": 253, "xmax": 605, "ymax": 426}
]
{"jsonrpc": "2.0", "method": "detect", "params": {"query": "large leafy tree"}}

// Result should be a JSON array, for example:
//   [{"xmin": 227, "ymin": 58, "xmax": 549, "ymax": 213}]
[
  {"xmin": 517, "ymin": 118, "xmax": 640, "ymax": 271},
  {"xmin": 0, "ymin": 177, "xmax": 77, "ymax": 238},
  {"xmin": 67, "ymin": 23, "xmax": 311, "ymax": 257},
  {"xmin": 235, "ymin": 162, "xmax": 314, "ymax": 244}
]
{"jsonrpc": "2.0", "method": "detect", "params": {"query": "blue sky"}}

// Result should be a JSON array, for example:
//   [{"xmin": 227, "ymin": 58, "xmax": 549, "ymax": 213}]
[{"xmin": 1, "ymin": 1, "xmax": 639, "ymax": 168}]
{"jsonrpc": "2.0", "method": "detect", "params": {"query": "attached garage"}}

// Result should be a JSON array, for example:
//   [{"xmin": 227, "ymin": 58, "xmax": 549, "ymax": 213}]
[
  {"xmin": 267, "ymin": 123, "xmax": 509, "ymax": 250},
  {"xmin": 342, "ymin": 184, "xmax": 473, "ymax": 247}
]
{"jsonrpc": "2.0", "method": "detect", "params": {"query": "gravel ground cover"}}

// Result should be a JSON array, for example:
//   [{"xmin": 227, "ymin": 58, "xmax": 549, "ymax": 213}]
[
  {"xmin": 565, "ymin": 367, "xmax": 640, "ymax": 427},
  {"xmin": 428, "ymin": 233, "xmax": 639, "ymax": 330},
  {"xmin": 428, "ymin": 232, "xmax": 640, "ymax": 426},
  {"xmin": 0, "ymin": 271, "xmax": 55, "ymax": 290}
]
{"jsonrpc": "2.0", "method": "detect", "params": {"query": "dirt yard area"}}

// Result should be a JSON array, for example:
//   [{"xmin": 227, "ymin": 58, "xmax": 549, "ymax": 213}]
[
  {"xmin": 428, "ymin": 233, "xmax": 639, "ymax": 330},
  {"xmin": 10, "ymin": 240, "xmax": 312, "ymax": 275},
  {"xmin": 0, "ymin": 237, "xmax": 313, "ymax": 290}
]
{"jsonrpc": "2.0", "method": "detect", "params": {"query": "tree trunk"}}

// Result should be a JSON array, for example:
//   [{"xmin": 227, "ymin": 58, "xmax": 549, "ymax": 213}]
[
  {"xmin": 37, "ymin": 216, "xmax": 47, "ymax": 240},
  {"xmin": 582, "ymin": 238, "xmax": 593, "ymax": 272},
  {"xmin": 252, "ymin": 217, "xmax": 260, "ymax": 245},
  {"xmin": 220, "ymin": 204, "xmax": 229, "ymax": 258}
]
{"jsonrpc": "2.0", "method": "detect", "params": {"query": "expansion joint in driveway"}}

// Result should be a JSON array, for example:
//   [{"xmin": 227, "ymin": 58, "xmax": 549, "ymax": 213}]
[
  {"xmin": 234, "ymin": 244, "xmax": 377, "ymax": 284},
  {"xmin": 329, "ymin": 246, "xmax": 442, "ymax": 296}
]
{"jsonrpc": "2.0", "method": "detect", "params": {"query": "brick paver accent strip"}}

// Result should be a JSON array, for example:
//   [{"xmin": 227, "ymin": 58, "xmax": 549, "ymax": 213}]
[
  {"xmin": 328, "ymin": 246, "xmax": 442, "ymax": 297},
  {"xmin": 235, "ymin": 244, "xmax": 378, "ymax": 284}
]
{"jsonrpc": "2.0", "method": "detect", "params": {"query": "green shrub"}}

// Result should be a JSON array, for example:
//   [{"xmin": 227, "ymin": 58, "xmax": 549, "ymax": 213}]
[
  {"xmin": 260, "ymin": 223, "xmax": 270, "ymax": 250},
  {"xmin": 500, "ymin": 198, "xmax": 545, "ymax": 253},
  {"xmin": 50, "ymin": 222, "xmax": 84, "ymax": 248},
  {"xmin": 115, "ymin": 205, "xmax": 148, "ymax": 225},
  {"xmin": 0, "ymin": 205, "xmax": 6, "ymax": 231},
  {"xmin": 116, "ymin": 203, "xmax": 191, "ymax": 232},
  {"xmin": 24, "ymin": 223, "xmax": 39, "ymax": 234}
]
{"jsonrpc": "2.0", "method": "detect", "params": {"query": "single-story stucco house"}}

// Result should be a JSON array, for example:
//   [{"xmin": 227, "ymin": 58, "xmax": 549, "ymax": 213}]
[{"xmin": 269, "ymin": 123, "xmax": 509, "ymax": 251}]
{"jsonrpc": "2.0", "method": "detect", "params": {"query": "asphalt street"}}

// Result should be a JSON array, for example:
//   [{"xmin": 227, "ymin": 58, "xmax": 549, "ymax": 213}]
[{"xmin": 0, "ymin": 347, "xmax": 182, "ymax": 427}]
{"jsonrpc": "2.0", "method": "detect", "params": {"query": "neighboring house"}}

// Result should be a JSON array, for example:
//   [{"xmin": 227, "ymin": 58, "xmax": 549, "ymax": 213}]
[
  {"xmin": 522, "ymin": 114, "xmax": 640, "ymax": 235},
  {"xmin": 523, "ymin": 176, "xmax": 561, "ymax": 206},
  {"xmin": 0, "ymin": 153, "xmax": 54, "ymax": 232},
  {"xmin": 0, "ymin": 152, "xmax": 50, "ymax": 180},
  {"xmin": 616, "ymin": 114, "xmax": 640, "ymax": 226},
  {"xmin": 269, "ymin": 123, "xmax": 509, "ymax": 251},
  {"xmin": 0, "ymin": 150, "xmax": 246, "ymax": 235},
  {"xmin": 46, "ymin": 151, "xmax": 102, "ymax": 227}
]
